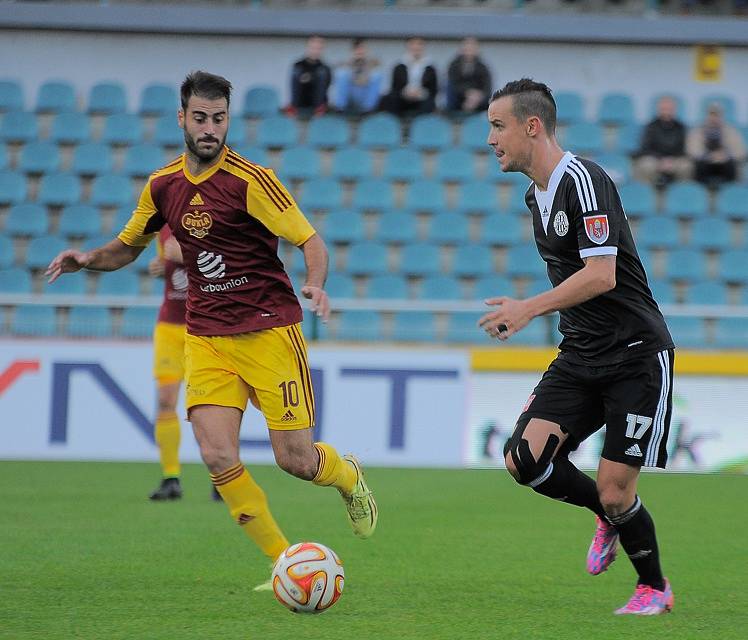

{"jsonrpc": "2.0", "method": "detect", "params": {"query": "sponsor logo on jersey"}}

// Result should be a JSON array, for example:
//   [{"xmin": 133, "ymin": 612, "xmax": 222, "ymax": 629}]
[
  {"xmin": 182, "ymin": 210, "xmax": 212, "ymax": 238},
  {"xmin": 171, "ymin": 267, "xmax": 188, "ymax": 291},
  {"xmin": 625, "ymin": 444, "xmax": 643, "ymax": 457},
  {"xmin": 197, "ymin": 251, "xmax": 225, "ymax": 279},
  {"xmin": 553, "ymin": 210, "xmax": 569, "ymax": 236},
  {"xmin": 189, "ymin": 192, "xmax": 205, "ymax": 206},
  {"xmin": 583, "ymin": 214, "xmax": 609, "ymax": 245}
]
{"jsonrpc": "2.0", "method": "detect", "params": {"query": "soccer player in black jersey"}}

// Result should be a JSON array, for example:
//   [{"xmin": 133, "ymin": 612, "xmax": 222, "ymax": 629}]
[{"xmin": 479, "ymin": 79, "xmax": 675, "ymax": 615}]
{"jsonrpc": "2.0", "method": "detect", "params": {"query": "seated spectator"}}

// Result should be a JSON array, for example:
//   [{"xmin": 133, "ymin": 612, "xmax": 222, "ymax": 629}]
[
  {"xmin": 446, "ymin": 37, "xmax": 492, "ymax": 115},
  {"xmin": 333, "ymin": 38, "xmax": 382, "ymax": 115},
  {"xmin": 633, "ymin": 96, "xmax": 692, "ymax": 188},
  {"xmin": 687, "ymin": 102, "xmax": 746, "ymax": 188},
  {"xmin": 381, "ymin": 37, "xmax": 438, "ymax": 117},
  {"xmin": 287, "ymin": 35, "xmax": 332, "ymax": 117}
]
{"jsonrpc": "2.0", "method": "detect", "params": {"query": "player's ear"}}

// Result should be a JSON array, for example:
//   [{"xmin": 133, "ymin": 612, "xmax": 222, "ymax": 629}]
[
  {"xmin": 526, "ymin": 116, "xmax": 540, "ymax": 137},
  {"xmin": 177, "ymin": 109, "xmax": 185, "ymax": 130}
]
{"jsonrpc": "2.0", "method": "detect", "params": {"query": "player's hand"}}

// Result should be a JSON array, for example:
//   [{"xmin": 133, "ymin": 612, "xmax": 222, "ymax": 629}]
[
  {"xmin": 45, "ymin": 249, "xmax": 91, "ymax": 284},
  {"xmin": 478, "ymin": 296, "xmax": 532, "ymax": 341},
  {"xmin": 301, "ymin": 285, "xmax": 330, "ymax": 322},
  {"xmin": 148, "ymin": 257, "xmax": 165, "ymax": 277}
]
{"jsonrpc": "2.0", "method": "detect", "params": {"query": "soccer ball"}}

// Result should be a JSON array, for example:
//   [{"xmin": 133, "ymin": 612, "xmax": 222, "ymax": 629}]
[{"xmin": 271, "ymin": 542, "xmax": 344, "ymax": 614}]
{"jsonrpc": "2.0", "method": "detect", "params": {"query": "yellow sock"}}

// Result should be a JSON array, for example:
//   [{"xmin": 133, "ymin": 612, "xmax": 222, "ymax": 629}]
[
  {"xmin": 312, "ymin": 442, "xmax": 356, "ymax": 495},
  {"xmin": 154, "ymin": 411, "xmax": 181, "ymax": 478},
  {"xmin": 211, "ymin": 464, "xmax": 289, "ymax": 561}
]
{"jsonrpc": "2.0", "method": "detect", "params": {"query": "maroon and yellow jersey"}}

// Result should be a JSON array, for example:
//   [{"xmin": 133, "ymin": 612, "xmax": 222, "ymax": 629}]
[
  {"xmin": 157, "ymin": 226, "xmax": 188, "ymax": 326},
  {"xmin": 118, "ymin": 147, "xmax": 316, "ymax": 336}
]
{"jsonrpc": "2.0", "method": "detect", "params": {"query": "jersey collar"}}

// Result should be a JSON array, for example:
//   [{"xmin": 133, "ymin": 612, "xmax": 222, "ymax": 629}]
[
  {"xmin": 534, "ymin": 151, "xmax": 574, "ymax": 235},
  {"xmin": 182, "ymin": 146, "xmax": 228, "ymax": 185}
]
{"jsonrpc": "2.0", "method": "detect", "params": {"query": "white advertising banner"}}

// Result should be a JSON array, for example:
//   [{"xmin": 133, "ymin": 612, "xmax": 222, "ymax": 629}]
[
  {"xmin": 0, "ymin": 341, "xmax": 470, "ymax": 467},
  {"xmin": 467, "ymin": 372, "xmax": 748, "ymax": 473}
]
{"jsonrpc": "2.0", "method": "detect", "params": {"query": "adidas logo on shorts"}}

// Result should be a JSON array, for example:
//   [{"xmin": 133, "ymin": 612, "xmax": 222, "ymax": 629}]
[
  {"xmin": 281, "ymin": 410, "xmax": 297, "ymax": 422},
  {"xmin": 625, "ymin": 444, "xmax": 643, "ymax": 457}
]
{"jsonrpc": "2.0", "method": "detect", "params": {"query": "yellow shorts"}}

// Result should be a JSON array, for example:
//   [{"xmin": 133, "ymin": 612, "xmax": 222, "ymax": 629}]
[
  {"xmin": 153, "ymin": 321, "xmax": 186, "ymax": 385},
  {"xmin": 184, "ymin": 323, "xmax": 315, "ymax": 431}
]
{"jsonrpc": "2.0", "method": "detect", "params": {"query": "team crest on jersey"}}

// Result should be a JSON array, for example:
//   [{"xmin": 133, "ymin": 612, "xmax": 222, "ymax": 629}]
[
  {"xmin": 583, "ymin": 214, "xmax": 609, "ymax": 245},
  {"xmin": 182, "ymin": 210, "xmax": 212, "ymax": 238},
  {"xmin": 553, "ymin": 211, "xmax": 569, "ymax": 236}
]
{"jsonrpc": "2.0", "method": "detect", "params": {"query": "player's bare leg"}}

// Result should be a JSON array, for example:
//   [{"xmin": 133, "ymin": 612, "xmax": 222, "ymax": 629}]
[{"xmin": 149, "ymin": 381, "xmax": 183, "ymax": 500}]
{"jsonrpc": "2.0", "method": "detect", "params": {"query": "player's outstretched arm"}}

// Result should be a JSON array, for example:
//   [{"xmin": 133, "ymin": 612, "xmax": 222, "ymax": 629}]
[
  {"xmin": 46, "ymin": 238, "xmax": 144, "ymax": 283},
  {"xmin": 298, "ymin": 233, "xmax": 330, "ymax": 321}
]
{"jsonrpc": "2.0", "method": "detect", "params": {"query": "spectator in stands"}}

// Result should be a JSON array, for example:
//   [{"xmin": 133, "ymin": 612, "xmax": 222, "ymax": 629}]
[
  {"xmin": 633, "ymin": 96, "xmax": 692, "ymax": 188},
  {"xmin": 446, "ymin": 37, "xmax": 492, "ymax": 115},
  {"xmin": 287, "ymin": 35, "xmax": 332, "ymax": 117},
  {"xmin": 333, "ymin": 38, "xmax": 382, "ymax": 115},
  {"xmin": 381, "ymin": 36, "xmax": 438, "ymax": 117},
  {"xmin": 687, "ymin": 102, "xmax": 746, "ymax": 188}
]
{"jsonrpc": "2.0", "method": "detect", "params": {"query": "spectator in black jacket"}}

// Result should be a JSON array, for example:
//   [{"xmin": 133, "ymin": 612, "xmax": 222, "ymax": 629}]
[
  {"xmin": 381, "ymin": 37, "xmax": 438, "ymax": 117},
  {"xmin": 446, "ymin": 37, "xmax": 492, "ymax": 114},
  {"xmin": 287, "ymin": 35, "xmax": 332, "ymax": 117},
  {"xmin": 633, "ymin": 96, "xmax": 692, "ymax": 188}
]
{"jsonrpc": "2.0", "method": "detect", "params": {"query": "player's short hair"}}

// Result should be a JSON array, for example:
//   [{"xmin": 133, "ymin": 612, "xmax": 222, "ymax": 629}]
[
  {"xmin": 181, "ymin": 71, "xmax": 232, "ymax": 111},
  {"xmin": 490, "ymin": 78, "xmax": 557, "ymax": 134}
]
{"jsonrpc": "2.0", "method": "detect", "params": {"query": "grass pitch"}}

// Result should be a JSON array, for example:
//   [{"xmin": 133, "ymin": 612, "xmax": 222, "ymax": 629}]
[{"xmin": 2, "ymin": 461, "xmax": 746, "ymax": 640}]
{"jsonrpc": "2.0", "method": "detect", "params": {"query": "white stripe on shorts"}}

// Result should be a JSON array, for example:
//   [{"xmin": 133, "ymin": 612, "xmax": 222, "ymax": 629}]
[{"xmin": 645, "ymin": 350, "xmax": 670, "ymax": 466}]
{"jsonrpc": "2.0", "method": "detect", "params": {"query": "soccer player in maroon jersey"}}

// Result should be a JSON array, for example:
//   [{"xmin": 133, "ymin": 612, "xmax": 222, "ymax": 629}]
[{"xmin": 46, "ymin": 71, "xmax": 377, "ymax": 587}]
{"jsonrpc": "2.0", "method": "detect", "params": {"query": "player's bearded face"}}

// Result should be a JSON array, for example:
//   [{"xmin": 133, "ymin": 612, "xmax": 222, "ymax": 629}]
[{"xmin": 181, "ymin": 96, "xmax": 229, "ymax": 162}]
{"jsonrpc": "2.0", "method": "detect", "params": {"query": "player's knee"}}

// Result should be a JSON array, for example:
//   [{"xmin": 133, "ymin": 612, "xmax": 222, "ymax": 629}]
[
  {"xmin": 597, "ymin": 483, "xmax": 629, "ymax": 515},
  {"xmin": 199, "ymin": 442, "xmax": 238, "ymax": 475},
  {"xmin": 503, "ymin": 423, "xmax": 558, "ymax": 486},
  {"xmin": 274, "ymin": 450, "xmax": 317, "ymax": 480}
]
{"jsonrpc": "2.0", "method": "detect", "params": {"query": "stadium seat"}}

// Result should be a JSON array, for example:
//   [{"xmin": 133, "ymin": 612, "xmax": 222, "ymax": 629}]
[
  {"xmin": 457, "ymin": 181, "xmax": 498, "ymax": 216},
  {"xmin": 70, "ymin": 142, "xmax": 113, "ymax": 176},
  {"xmin": 67, "ymin": 306, "xmax": 113, "ymax": 338},
  {"xmin": 635, "ymin": 217, "xmax": 680, "ymax": 249},
  {"xmin": 698, "ymin": 94, "xmax": 738, "ymax": 124},
  {"xmin": 524, "ymin": 277, "xmax": 551, "ymax": 298},
  {"xmin": 25, "ymin": 236, "xmax": 68, "ymax": 270},
  {"xmin": 460, "ymin": 113, "xmax": 490, "ymax": 151},
  {"xmin": 139, "ymin": 84, "xmax": 177, "ymax": 117},
  {"xmin": 49, "ymin": 112, "xmax": 90, "ymax": 145},
  {"xmin": 714, "ymin": 318, "xmax": 748, "ymax": 349},
  {"xmin": 352, "ymin": 179, "xmax": 394, "ymax": 211},
  {"xmin": 231, "ymin": 144, "xmax": 268, "ymax": 166},
  {"xmin": 510, "ymin": 318, "xmax": 550, "ymax": 346},
  {"xmin": 506, "ymin": 245, "xmax": 547, "ymax": 279},
  {"xmin": 433, "ymin": 148, "xmax": 474, "ymax": 183},
  {"xmin": 420, "ymin": 275, "xmax": 463, "ymax": 300},
  {"xmin": 19, "ymin": 141, "xmax": 61, "ymax": 175},
  {"xmin": 0, "ymin": 267, "xmax": 32, "ymax": 293},
  {"xmin": 715, "ymin": 185, "xmax": 748, "ymax": 221},
  {"xmin": 689, "ymin": 218, "xmax": 733, "ymax": 251},
  {"xmin": 481, "ymin": 213, "xmax": 523, "ymax": 246},
  {"xmin": 409, "ymin": 115, "xmax": 451, "ymax": 150},
  {"xmin": 473, "ymin": 274, "xmax": 515, "ymax": 300},
  {"xmin": 595, "ymin": 152, "xmax": 631, "ymax": 185},
  {"xmin": 255, "ymin": 116, "xmax": 299, "ymax": 148},
  {"xmin": 346, "ymin": 242, "xmax": 388, "ymax": 276},
  {"xmin": 153, "ymin": 115, "xmax": 184, "ymax": 147},
  {"xmin": 323, "ymin": 209, "xmax": 365, "ymax": 244},
  {"xmin": 225, "ymin": 125, "xmax": 246, "ymax": 148},
  {"xmin": 507, "ymin": 185, "xmax": 531, "ymax": 214},
  {"xmin": 36, "ymin": 80, "xmax": 76, "ymax": 113},
  {"xmin": 306, "ymin": 116, "xmax": 351, "ymax": 148},
  {"xmin": 0, "ymin": 143, "xmax": 7, "ymax": 170},
  {"xmin": 366, "ymin": 274, "xmax": 409, "ymax": 299},
  {"xmin": 120, "ymin": 306, "xmax": 158, "ymax": 339},
  {"xmin": 618, "ymin": 181, "xmax": 656, "ymax": 218},
  {"xmin": 0, "ymin": 236, "xmax": 13, "ymax": 269},
  {"xmin": 12, "ymin": 305, "xmax": 57, "ymax": 337},
  {"xmin": 376, "ymin": 210, "xmax": 418, "ymax": 245},
  {"xmin": 0, "ymin": 111, "xmax": 38, "ymax": 143},
  {"xmin": 96, "ymin": 269, "xmax": 141, "ymax": 296},
  {"xmin": 663, "ymin": 182, "xmax": 710, "ymax": 219},
  {"xmin": 357, "ymin": 113, "xmax": 401, "ymax": 149},
  {"xmin": 554, "ymin": 91, "xmax": 585, "ymax": 125},
  {"xmin": 0, "ymin": 80, "xmax": 23, "ymax": 112},
  {"xmin": 42, "ymin": 270, "xmax": 87, "ymax": 295},
  {"xmin": 242, "ymin": 85, "xmax": 280, "ymax": 118},
  {"xmin": 648, "ymin": 279, "xmax": 676, "ymax": 304},
  {"xmin": 718, "ymin": 250, "xmax": 748, "ymax": 284},
  {"xmin": 666, "ymin": 316, "xmax": 704, "ymax": 349},
  {"xmin": 562, "ymin": 122, "xmax": 605, "ymax": 156},
  {"xmin": 101, "ymin": 113, "xmax": 143, "ymax": 146},
  {"xmin": 663, "ymin": 248, "xmax": 707, "ymax": 282},
  {"xmin": 336, "ymin": 310, "xmax": 382, "ymax": 342},
  {"xmin": 330, "ymin": 148, "xmax": 372, "ymax": 181},
  {"xmin": 58, "ymin": 204, "xmax": 103, "ymax": 238},
  {"xmin": 323, "ymin": 273, "xmax": 355, "ymax": 298},
  {"xmin": 428, "ymin": 212, "xmax": 469, "ymax": 245},
  {"xmin": 491, "ymin": 169, "xmax": 533, "ymax": 190},
  {"xmin": 299, "ymin": 177, "xmax": 342, "ymax": 211},
  {"xmin": 5, "ymin": 203, "xmax": 49, "ymax": 237},
  {"xmin": 404, "ymin": 179, "xmax": 446, "ymax": 214},
  {"xmin": 279, "ymin": 147, "xmax": 320, "ymax": 181},
  {"xmin": 400, "ymin": 243, "xmax": 441, "ymax": 277},
  {"xmin": 90, "ymin": 174, "xmax": 133, "ymax": 207},
  {"xmin": 381, "ymin": 148, "xmax": 423, "ymax": 182},
  {"xmin": 122, "ymin": 143, "xmax": 165, "ymax": 177},
  {"xmin": 88, "ymin": 81, "xmax": 127, "ymax": 114},
  {"xmin": 82, "ymin": 234, "xmax": 114, "ymax": 253},
  {"xmin": 687, "ymin": 281, "xmax": 729, "ymax": 305},
  {"xmin": 37, "ymin": 173, "xmax": 81, "ymax": 207},
  {"xmin": 597, "ymin": 93, "xmax": 636, "ymax": 127},
  {"xmin": 445, "ymin": 312, "xmax": 487, "ymax": 344},
  {"xmin": 614, "ymin": 123, "xmax": 643, "ymax": 154},
  {"xmin": 452, "ymin": 244, "xmax": 493, "ymax": 278},
  {"xmin": 0, "ymin": 171, "xmax": 27, "ymax": 205},
  {"xmin": 392, "ymin": 311, "xmax": 437, "ymax": 343}
]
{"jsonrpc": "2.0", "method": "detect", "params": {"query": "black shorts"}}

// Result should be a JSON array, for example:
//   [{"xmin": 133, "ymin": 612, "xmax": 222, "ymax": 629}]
[{"xmin": 519, "ymin": 349, "xmax": 674, "ymax": 468}]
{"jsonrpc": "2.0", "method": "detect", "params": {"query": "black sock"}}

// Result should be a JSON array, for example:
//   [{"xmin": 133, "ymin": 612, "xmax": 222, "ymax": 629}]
[
  {"xmin": 608, "ymin": 496, "xmax": 665, "ymax": 591},
  {"xmin": 529, "ymin": 456, "xmax": 607, "ymax": 519}
]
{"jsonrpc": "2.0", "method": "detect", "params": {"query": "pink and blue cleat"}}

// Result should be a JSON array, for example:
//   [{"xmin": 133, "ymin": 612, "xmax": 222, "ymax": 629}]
[
  {"xmin": 587, "ymin": 516, "xmax": 619, "ymax": 575},
  {"xmin": 615, "ymin": 579, "xmax": 674, "ymax": 615}
]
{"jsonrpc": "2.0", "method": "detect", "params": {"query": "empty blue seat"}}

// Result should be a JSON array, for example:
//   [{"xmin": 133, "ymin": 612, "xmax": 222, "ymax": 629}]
[
  {"xmin": 452, "ymin": 244, "xmax": 493, "ymax": 277},
  {"xmin": 491, "ymin": 170, "xmax": 533, "ymax": 190},
  {"xmin": 510, "ymin": 318, "xmax": 549, "ymax": 346},
  {"xmin": 153, "ymin": 115, "xmax": 183, "ymax": 147},
  {"xmin": 25, "ymin": 236, "xmax": 68, "ymax": 269},
  {"xmin": 101, "ymin": 113, "xmax": 143, "ymax": 146},
  {"xmin": 36, "ymin": 81, "xmax": 76, "ymax": 113},
  {"xmin": 12, "ymin": 305, "xmax": 57, "ymax": 337},
  {"xmin": 306, "ymin": 116, "xmax": 350, "ymax": 148},
  {"xmin": 0, "ymin": 80, "xmax": 23, "ymax": 112},
  {"xmin": 648, "ymin": 279, "xmax": 676, "ymax": 304},
  {"xmin": 5, "ymin": 203, "xmax": 48, "ymax": 237},
  {"xmin": 687, "ymin": 281, "xmax": 729, "ymax": 305},
  {"xmin": 457, "ymin": 181, "xmax": 497, "ymax": 216},
  {"xmin": 90, "ymin": 174, "xmax": 132, "ymax": 207},
  {"xmin": 59, "ymin": 204, "xmax": 103, "ymax": 238},
  {"xmin": 336, "ymin": 310, "xmax": 382, "ymax": 341},
  {"xmin": 82, "ymin": 234, "xmax": 113, "ymax": 253},
  {"xmin": 524, "ymin": 277, "xmax": 551, "ymax": 298},
  {"xmin": 429, "ymin": 212, "xmax": 469, "ymax": 245},
  {"xmin": 554, "ymin": 91, "xmax": 585, "ymax": 125},
  {"xmin": 67, "ymin": 306, "xmax": 113, "ymax": 338},
  {"xmin": 70, "ymin": 143, "xmax": 112, "ymax": 176},
  {"xmin": 506, "ymin": 245, "xmax": 547, "ymax": 278},
  {"xmin": 225, "ymin": 125, "xmax": 246, "ymax": 148},
  {"xmin": 699, "ymin": 94, "xmax": 738, "ymax": 124},
  {"xmin": 49, "ymin": 112, "xmax": 90, "ymax": 145},
  {"xmin": 96, "ymin": 269, "xmax": 141, "ymax": 296},
  {"xmin": 123, "ymin": 143, "xmax": 164, "ymax": 177},
  {"xmin": 42, "ymin": 270, "xmax": 87, "ymax": 295},
  {"xmin": 635, "ymin": 217, "xmax": 680, "ymax": 249},
  {"xmin": 614, "ymin": 123, "xmax": 643, "ymax": 154},
  {"xmin": 366, "ymin": 274, "xmax": 409, "ymax": 299},
  {"xmin": 460, "ymin": 113, "xmax": 489, "ymax": 151},
  {"xmin": 507, "ymin": 185, "xmax": 531, "ymax": 214},
  {"xmin": 299, "ymin": 177, "xmax": 342, "ymax": 211},
  {"xmin": 231, "ymin": 144, "xmax": 268, "ymax": 166},
  {"xmin": 420, "ymin": 275, "xmax": 463, "ymax": 300},
  {"xmin": 663, "ymin": 249, "xmax": 707, "ymax": 282},
  {"xmin": 18, "ymin": 141, "xmax": 60, "ymax": 175},
  {"xmin": 410, "ymin": 115, "xmax": 451, "ymax": 150},
  {"xmin": 718, "ymin": 250, "xmax": 748, "ymax": 284},
  {"xmin": 473, "ymin": 274, "xmax": 514, "ymax": 300},
  {"xmin": 404, "ymin": 179, "xmax": 446, "ymax": 214},
  {"xmin": 0, "ymin": 236, "xmax": 13, "ymax": 269},
  {"xmin": 482, "ymin": 214, "xmax": 523, "ymax": 246},
  {"xmin": 139, "ymin": 84, "xmax": 177, "ymax": 116},
  {"xmin": 323, "ymin": 209, "xmax": 365, "ymax": 243},
  {"xmin": 0, "ymin": 267, "xmax": 32, "ymax": 293},
  {"xmin": 445, "ymin": 312, "xmax": 486, "ymax": 344},
  {"xmin": 346, "ymin": 241, "xmax": 388, "ymax": 276},
  {"xmin": 689, "ymin": 218, "xmax": 733, "ymax": 251},
  {"xmin": 595, "ymin": 152, "xmax": 631, "ymax": 185},
  {"xmin": 562, "ymin": 122, "xmax": 605, "ymax": 156},
  {"xmin": 88, "ymin": 82, "xmax": 127, "ymax": 114},
  {"xmin": 714, "ymin": 318, "xmax": 748, "ymax": 349},
  {"xmin": 376, "ymin": 210, "xmax": 418, "ymax": 244},
  {"xmin": 381, "ymin": 148, "xmax": 423, "ymax": 182},
  {"xmin": 392, "ymin": 311, "xmax": 437, "ymax": 343},
  {"xmin": 0, "ymin": 171, "xmax": 27, "ymax": 205},
  {"xmin": 280, "ymin": 147, "xmax": 320, "ymax": 181},
  {"xmin": 120, "ymin": 306, "xmax": 158, "ymax": 339},
  {"xmin": 434, "ymin": 148, "xmax": 475, "ymax": 183},
  {"xmin": 619, "ymin": 181, "xmax": 656, "ymax": 218},
  {"xmin": 357, "ymin": 113, "xmax": 401, "ymax": 149},
  {"xmin": 242, "ymin": 85, "xmax": 280, "ymax": 118},
  {"xmin": 666, "ymin": 316, "xmax": 704, "ymax": 349},
  {"xmin": 0, "ymin": 111, "xmax": 38, "ymax": 143},
  {"xmin": 663, "ymin": 182, "xmax": 709, "ymax": 219},
  {"xmin": 400, "ymin": 243, "xmax": 441, "ymax": 277},
  {"xmin": 37, "ymin": 173, "xmax": 81, "ymax": 207},
  {"xmin": 256, "ymin": 116, "xmax": 299, "ymax": 148},
  {"xmin": 715, "ymin": 185, "xmax": 748, "ymax": 220},
  {"xmin": 352, "ymin": 179, "xmax": 393, "ymax": 211},
  {"xmin": 597, "ymin": 93, "xmax": 636, "ymax": 127},
  {"xmin": 330, "ymin": 148, "xmax": 372, "ymax": 181},
  {"xmin": 324, "ymin": 273, "xmax": 355, "ymax": 298}
]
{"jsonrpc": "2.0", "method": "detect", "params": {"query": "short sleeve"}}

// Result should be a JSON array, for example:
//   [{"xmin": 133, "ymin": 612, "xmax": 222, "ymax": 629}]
[{"xmin": 117, "ymin": 180, "xmax": 163, "ymax": 248}]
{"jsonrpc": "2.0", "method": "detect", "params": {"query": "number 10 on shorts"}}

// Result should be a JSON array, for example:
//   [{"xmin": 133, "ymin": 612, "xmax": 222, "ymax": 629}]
[
  {"xmin": 625, "ymin": 413, "xmax": 653, "ymax": 439},
  {"xmin": 279, "ymin": 380, "xmax": 300, "ymax": 407}
]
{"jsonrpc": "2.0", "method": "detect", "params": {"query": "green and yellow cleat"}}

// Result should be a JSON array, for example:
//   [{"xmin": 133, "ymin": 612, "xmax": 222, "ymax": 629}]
[{"xmin": 340, "ymin": 454, "xmax": 378, "ymax": 539}]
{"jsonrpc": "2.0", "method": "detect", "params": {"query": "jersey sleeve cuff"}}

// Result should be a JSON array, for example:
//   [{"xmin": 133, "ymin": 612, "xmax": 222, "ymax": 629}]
[{"xmin": 579, "ymin": 246, "xmax": 618, "ymax": 259}]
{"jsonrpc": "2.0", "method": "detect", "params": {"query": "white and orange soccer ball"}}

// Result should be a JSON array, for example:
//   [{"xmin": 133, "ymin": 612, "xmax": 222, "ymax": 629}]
[{"xmin": 271, "ymin": 542, "xmax": 345, "ymax": 614}]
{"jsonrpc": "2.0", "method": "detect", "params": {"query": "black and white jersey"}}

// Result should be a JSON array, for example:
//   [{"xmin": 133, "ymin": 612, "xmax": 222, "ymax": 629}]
[{"xmin": 524, "ymin": 152, "xmax": 673, "ymax": 364}]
